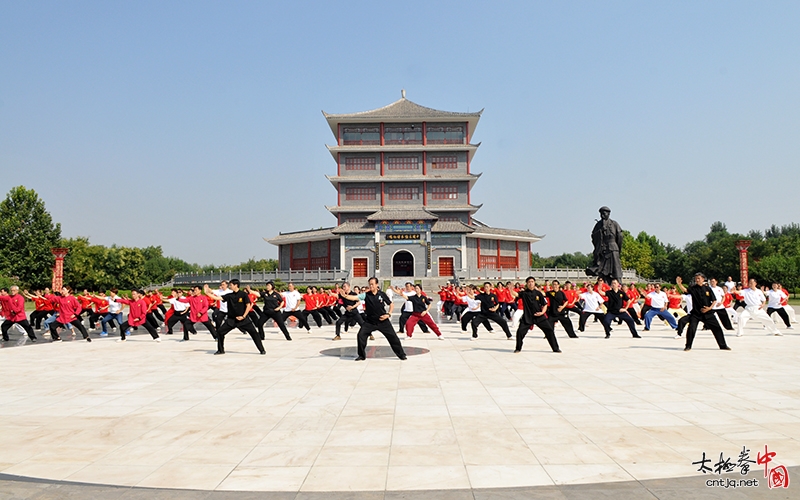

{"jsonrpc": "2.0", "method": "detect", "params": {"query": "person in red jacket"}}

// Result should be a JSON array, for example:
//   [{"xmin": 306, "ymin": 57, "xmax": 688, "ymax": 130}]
[
  {"xmin": 116, "ymin": 290, "xmax": 160, "ymax": 342},
  {"xmin": 49, "ymin": 286, "xmax": 91, "ymax": 342},
  {"xmin": 0, "ymin": 286, "xmax": 38, "ymax": 342},
  {"xmin": 179, "ymin": 286, "xmax": 217, "ymax": 341},
  {"xmin": 21, "ymin": 289, "xmax": 54, "ymax": 330}
]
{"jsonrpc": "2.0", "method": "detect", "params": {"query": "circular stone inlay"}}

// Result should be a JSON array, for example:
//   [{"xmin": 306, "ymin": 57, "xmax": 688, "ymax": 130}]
[{"xmin": 320, "ymin": 345, "xmax": 430, "ymax": 358}]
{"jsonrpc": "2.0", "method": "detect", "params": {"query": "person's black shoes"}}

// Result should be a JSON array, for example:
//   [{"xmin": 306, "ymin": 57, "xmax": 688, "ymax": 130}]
[
  {"xmin": 721, "ymin": 346, "xmax": 731, "ymax": 350},
  {"xmin": 605, "ymin": 334, "xmax": 610, "ymax": 339},
  {"xmin": 260, "ymin": 350, "xmax": 266, "ymax": 355},
  {"xmin": 684, "ymin": 347, "xmax": 691, "ymax": 351},
  {"xmin": 214, "ymin": 351, "xmax": 224, "ymax": 355},
  {"xmin": 554, "ymin": 350, "xmax": 562, "ymax": 353},
  {"xmin": 399, "ymin": 356, "xmax": 407, "ymax": 360},
  {"xmin": 86, "ymin": 337, "xmax": 92, "ymax": 342},
  {"xmin": 472, "ymin": 333, "xmax": 478, "ymax": 338},
  {"xmin": 632, "ymin": 334, "xmax": 641, "ymax": 338},
  {"xmin": 513, "ymin": 349, "xmax": 521, "ymax": 353},
  {"xmin": 30, "ymin": 337, "xmax": 37, "ymax": 343},
  {"xmin": 355, "ymin": 356, "xmax": 366, "ymax": 361}
]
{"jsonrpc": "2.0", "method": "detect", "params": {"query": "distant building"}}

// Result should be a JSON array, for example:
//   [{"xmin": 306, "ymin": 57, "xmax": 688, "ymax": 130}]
[{"xmin": 267, "ymin": 92, "xmax": 542, "ymax": 279}]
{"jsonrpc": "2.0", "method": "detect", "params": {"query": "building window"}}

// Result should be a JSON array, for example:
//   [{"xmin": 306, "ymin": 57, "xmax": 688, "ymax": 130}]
[
  {"xmin": 344, "ymin": 157, "xmax": 376, "ymax": 170},
  {"xmin": 387, "ymin": 186, "xmax": 420, "ymax": 200},
  {"xmin": 385, "ymin": 125, "xmax": 422, "ymax": 145},
  {"xmin": 346, "ymin": 217, "xmax": 367, "ymax": 223},
  {"xmin": 438, "ymin": 216, "xmax": 461, "ymax": 222},
  {"xmin": 430, "ymin": 155, "xmax": 458, "ymax": 169},
  {"xmin": 431, "ymin": 186, "xmax": 459, "ymax": 200},
  {"xmin": 387, "ymin": 156, "xmax": 419, "ymax": 170},
  {"xmin": 342, "ymin": 126, "xmax": 380, "ymax": 145},
  {"xmin": 345, "ymin": 187, "xmax": 377, "ymax": 200},
  {"xmin": 426, "ymin": 126, "xmax": 464, "ymax": 144}
]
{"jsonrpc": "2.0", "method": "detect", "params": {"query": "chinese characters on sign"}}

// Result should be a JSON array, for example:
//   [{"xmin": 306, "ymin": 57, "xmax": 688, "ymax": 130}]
[{"xmin": 693, "ymin": 445, "xmax": 789, "ymax": 490}]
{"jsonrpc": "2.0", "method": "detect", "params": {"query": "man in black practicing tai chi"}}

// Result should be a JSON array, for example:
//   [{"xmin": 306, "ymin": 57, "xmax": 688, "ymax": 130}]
[
  {"xmin": 353, "ymin": 277, "xmax": 406, "ymax": 361},
  {"xmin": 205, "ymin": 279, "xmax": 266, "ymax": 355},
  {"xmin": 509, "ymin": 277, "xmax": 560, "ymax": 353}
]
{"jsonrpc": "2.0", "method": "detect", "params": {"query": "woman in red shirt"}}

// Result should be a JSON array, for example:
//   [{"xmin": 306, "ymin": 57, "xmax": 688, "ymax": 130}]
[
  {"xmin": 49, "ymin": 287, "xmax": 91, "ymax": 342},
  {"xmin": 116, "ymin": 290, "xmax": 160, "ymax": 342}
]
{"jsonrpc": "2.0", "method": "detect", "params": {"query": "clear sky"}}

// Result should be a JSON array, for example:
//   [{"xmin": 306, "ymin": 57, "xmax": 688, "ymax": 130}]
[{"xmin": 1, "ymin": 1, "xmax": 798, "ymax": 265}]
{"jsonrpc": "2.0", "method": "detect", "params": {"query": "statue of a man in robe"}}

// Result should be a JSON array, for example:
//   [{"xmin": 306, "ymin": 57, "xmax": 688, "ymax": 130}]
[{"xmin": 586, "ymin": 206, "xmax": 623, "ymax": 283}]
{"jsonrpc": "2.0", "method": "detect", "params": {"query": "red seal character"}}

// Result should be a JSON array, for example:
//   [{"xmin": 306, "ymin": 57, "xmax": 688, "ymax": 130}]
[
  {"xmin": 768, "ymin": 465, "xmax": 789, "ymax": 489},
  {"xmin": 757, "ymin": 445, "xmax": 776, "ymax": 477}
]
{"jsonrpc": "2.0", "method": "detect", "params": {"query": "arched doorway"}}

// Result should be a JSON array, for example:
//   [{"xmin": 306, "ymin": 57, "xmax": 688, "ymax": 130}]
[{"xmin": 392, "ymin": 251, "xmax": 414, "ymax": 277}]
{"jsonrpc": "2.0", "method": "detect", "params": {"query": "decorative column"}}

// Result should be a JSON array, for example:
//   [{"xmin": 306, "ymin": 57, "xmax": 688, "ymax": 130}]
[
  {"xmin": 51, "ymin": 248, "xmax": 69, "ymax": 290},
  {"xmin": 374, "ymin": 232, "xmax": 381, "ymax": 277},
  {"xmin": 736, "ymin": 240, "xmax": 752, "ymax": 285}
]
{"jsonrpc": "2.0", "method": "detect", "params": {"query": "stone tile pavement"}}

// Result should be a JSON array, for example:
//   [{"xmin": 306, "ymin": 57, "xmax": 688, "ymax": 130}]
[{"xmin": 0, "ymin": 309, "xmax": 797, "ymax": 497}]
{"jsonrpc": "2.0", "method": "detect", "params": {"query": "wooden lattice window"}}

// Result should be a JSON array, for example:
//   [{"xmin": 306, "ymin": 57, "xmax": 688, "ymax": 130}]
[
  {"xmin": 431, "ymin": 186, "xmax": 458, "ymax": 200},
  {"xmin": 430, "ymin": 155, "xmax": 458, "ymax": 169},
  {"xmin": 387, "ymin": 186, "xmax": 420, "ymax": 200},
  {"xmin": 345, "ymin": 187, "xmax": 377, "ymax": 200},
  {"xmin": 345, "ymin": 157, "xmax": 376, "ymax": 170},
  {"xmin": 387, "ymin": 156, "xmax": 419, "ymax": 170}
]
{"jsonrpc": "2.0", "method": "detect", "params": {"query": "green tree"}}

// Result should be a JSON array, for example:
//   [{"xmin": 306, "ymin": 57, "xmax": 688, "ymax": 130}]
[
  {"xmin": 0, "ymin": 186, "xmax": 62, "ymax": 288},
  {"xmin": 751, "ymin": 254, "xmax": 800, "ymax": 292},
  {"xmin": 620, "ymin": 231, "xmax": 654, "ymax": 278}
]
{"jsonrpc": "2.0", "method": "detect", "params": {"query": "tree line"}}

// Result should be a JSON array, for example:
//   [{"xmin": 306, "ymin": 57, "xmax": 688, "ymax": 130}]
[
  {"xmin": 0, "ymin": 186, "xmax": 278, "ymax": 290},
  {"xmin": 532, "ymin": 221, "xmax": 800, "ymax": 290},
  {"xmin": 1, "ymin": 186, "xmax": 798, "ymax": 290}
]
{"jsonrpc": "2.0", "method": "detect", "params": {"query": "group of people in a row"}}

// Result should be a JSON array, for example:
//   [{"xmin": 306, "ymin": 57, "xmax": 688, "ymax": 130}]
[{"xmin": 0, "ymin": 273, "xmax": 794, "ymax": 357}]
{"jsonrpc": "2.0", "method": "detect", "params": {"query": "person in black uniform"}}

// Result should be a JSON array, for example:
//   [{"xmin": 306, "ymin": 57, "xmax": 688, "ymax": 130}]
[
  {"xmin": 249, "ymin": 283, "xmax": 292, "ymax": 341},
  {"xmin": 601, "ymin": 279, "xmax": 641, "ymax": 339},
  {"xmin": 509, "ymin": 277, "xmax": 560, "ymax": 353},
  {"xmin": 473, "ymin": 282, "xmax": 512, "ymax": 338},
  {"xmin": 677, "ymin": 274, "xmax": 731, "ymax": 352},
  {"xmin": 333, "ymin": 282, "xmax": 364, "ymax": 341},
  {"xmin": 545, "ymin": 280, "xmax": 578, "ymax": 338},
  {"xmin": 204, "ymin": 279, "xmax": 265, "ymax": 355},
  {"xmin": 354, "ymin": 277, "xmax": 406, "ymax": 361}
]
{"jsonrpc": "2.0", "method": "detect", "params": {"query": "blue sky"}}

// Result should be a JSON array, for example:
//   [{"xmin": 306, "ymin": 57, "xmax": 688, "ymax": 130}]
[{"xmin": 1, "ymin": 1, "xmax": 798, "ymax": 265}]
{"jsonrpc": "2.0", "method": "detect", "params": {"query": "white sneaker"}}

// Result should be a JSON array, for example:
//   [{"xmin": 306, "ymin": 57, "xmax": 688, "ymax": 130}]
[
  {"xmin": 437, "ymin": 335, "xmax": 444, "ymax": 340},
  {"xmin": 116, "ymin": 338, "xmax": 126, "ymax": 343},
  {"xmin": 774, "ymin": 332, "xmax": 783, "ymax": 336},
  {"xmin": 154, "ymin": 337, "xmax": 161, "ymax": 342},
  {"xmin": 736, "ymin": 333, "xmax": 742, "ymax": 337},
  {"xmin": 788, "ymin": 325, "xmax": 794, "ymax": 330},
  {"xmin": 674, "ymin": 334, "xmax": 682, "ymax": 339}
]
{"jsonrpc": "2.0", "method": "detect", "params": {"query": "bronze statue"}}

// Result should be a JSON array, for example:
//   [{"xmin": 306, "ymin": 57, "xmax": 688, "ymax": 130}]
[{"xmin": 586, "ymin": 206, "xmax": 623, "ymax": 283}]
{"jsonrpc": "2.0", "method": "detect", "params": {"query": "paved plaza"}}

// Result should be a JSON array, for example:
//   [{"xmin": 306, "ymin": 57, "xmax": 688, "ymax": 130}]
[{"xmin": 0, "ymin": 309, "xmax": 798, "ymax": 498}]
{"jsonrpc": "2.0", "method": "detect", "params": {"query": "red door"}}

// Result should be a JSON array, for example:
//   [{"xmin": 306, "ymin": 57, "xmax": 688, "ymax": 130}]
[
  {"xmin": 352, "ymin": 258, "xmax": 368, "ymax": 278},
  {"xmin": 439, "ymin": 257, "xmax": 454, "ymax": 277}
]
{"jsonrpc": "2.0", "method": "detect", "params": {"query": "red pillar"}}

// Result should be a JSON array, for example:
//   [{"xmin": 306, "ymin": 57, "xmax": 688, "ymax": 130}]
[
  {"xmin": 51, "ymin": 248, "xmax": 69, "ymax": 290},
  {"xmin": 422, "ymin": 151, "xmax": 427, "ymax": 175},
  {"xmin": 422, "ymin": 122, "xmax": 427, "ymax": 145},
  {"xmin": 515, "ymin": 241, "xmax": 519, "ymax": 269},
  {"xmin": 380, "ymin": 122, "xmax": 385, "ymax": 146},
  {"xmin": 338, "ymin": 124, "xmax": 342, "ymax": 146},
  {"xmin": 496, "ymin": 239, "xmax": 501, "ymax": 269},
  {"xmin": 423, "ymin": 181, "xmax": 427, "ymax": 206},
  {"xmin": 380, "ymin": 152, "xmax": 384, "ymax": 176},
  {"xmin": 477, "ymin": 238, "xmax": 481, "ymax": 269},
  {"xmin": 337, "ymin": 153, "xmax": 341, "ymax": 176},
  {"xmin": 736, "ymin": 240, "xmax": 752, "ymax": 285},
  {"xmin": 380, "ymin": 182, "xmax": 385, "ymax": 206}
]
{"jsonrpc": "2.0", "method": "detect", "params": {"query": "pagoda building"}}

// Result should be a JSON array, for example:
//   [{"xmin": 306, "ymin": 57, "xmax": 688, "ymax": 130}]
[{"xmin": 267, "ymin": 92, "xmax": 542, "ymax": 279}]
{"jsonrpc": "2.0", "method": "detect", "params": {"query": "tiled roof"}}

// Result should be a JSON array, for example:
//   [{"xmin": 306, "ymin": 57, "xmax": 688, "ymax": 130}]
[
  {"xmin": 469, "ymin": 225, "xmax": 544, "ymax": 242},
  {"xmin": 432, "ymin": 220, "xmax": 475, "ymax": 233},
  {"xmin": 331, "ymin": 221, "xmax": 375, "ymax": 234},
  {"xmin": 323, "ymin": 98, "xmax": 483, "ymax": 121},
  {"xmin": 366, "ymin": 208, "xmax": 439, "ymax": 221},
  {"xmin": 265, "ymin": 227, "xmax": 336, "ymax": 245}
]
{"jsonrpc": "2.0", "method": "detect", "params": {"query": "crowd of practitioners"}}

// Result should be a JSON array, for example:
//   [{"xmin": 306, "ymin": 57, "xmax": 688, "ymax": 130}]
[{"xmin": 0, "ymin": 273, "xmax": 795, "ymax": 358}]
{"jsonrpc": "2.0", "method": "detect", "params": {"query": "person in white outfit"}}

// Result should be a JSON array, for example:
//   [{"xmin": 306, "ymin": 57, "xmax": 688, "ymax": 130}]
[
  {"xmin": 765, "ymin": 283, "xmax": 792, "ymax": 329},
  {"xmin": 736, "ymin": 279, "xmax": 782, "ymax": 336}
]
